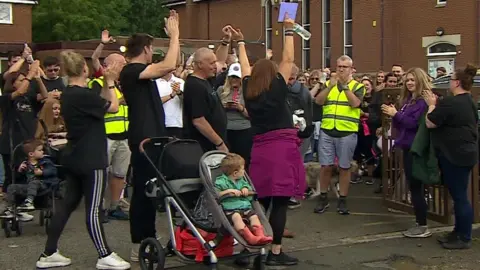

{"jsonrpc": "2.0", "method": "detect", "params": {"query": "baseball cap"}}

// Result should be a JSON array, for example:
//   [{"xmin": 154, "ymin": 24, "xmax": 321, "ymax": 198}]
[{"xmin": 227, "ymin": 63, "xmax": 242, "ymax": 78}]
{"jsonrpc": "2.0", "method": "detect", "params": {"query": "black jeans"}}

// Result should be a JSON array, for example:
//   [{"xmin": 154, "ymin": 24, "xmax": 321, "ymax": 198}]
[
  {"xmin": 438, "ymin": 155, "xmax": 473, "ymax": 240},
  {"xmin": 403, "ymin": 150, "xmax": 428, "ymax": 226},
  {"xmin": 226, "ymin": 128, "xmax": 252, "ymax": 170},
  {"xmin": 258, "ymin": 196, "xmax": 290, "ymax": 245},
  {"xmin": 129, "ymin": 145, "xmax": 159, "ymax": 243},
  {"xmin": 45, "ymin": 169, "xmax": 111, "ymax": 258},
  {"xmin": 2, "ymin": 154, "xmax": 11, "ymax": 191}
]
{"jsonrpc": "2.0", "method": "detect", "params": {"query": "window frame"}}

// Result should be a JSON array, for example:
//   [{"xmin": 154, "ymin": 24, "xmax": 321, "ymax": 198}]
[
  {"xmin": 437, "ymin": 0, "xmax": 447, "ymax": 5},
  {"xmin": 0, "ymin": 3, "xmax": 13, "ymax": 25},
  {"xmin": 427, "ymin": 42, "xmax": 457, "ymax": 57},
  {"xmin": 301, "ymin": 0, "xmax": 310, "ymax": 70},
  {"xmin": 265, "ymin": 0, "xmax": 273, "ymax": 51},
  {"xmin": 343, "ymin": 0, "xmax": 353, "ymax": 57},
  {"xmin": 322, "ymin": 0, "xmax": 331, "ymax": 68}
]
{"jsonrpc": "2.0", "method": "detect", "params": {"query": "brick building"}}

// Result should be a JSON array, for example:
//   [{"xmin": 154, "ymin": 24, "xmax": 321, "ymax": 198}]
[{"xmin": 169, "ymin": 0, "xmax": 480, "ymax": 76}]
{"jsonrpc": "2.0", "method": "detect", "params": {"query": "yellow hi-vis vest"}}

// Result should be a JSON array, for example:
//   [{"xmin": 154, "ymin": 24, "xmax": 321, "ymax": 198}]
[
  {"xmin": 321, "ymin": 80, "xmax": 365, "ymax": 132},
  {"xmin": 88, "ymin": 77, "xmax": 129, "ymax": 134}
]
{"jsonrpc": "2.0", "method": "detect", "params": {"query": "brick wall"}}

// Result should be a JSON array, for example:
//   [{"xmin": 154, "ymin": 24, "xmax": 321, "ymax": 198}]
[{"xmin": 0, "ymin": 4, "xmax": 32, "ymax": 43}]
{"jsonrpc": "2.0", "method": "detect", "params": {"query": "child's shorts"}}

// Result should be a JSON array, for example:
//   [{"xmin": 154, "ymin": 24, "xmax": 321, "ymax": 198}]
[{"xmin": 225, "ymin": 209, "xmax": 256, "ymax": 223}]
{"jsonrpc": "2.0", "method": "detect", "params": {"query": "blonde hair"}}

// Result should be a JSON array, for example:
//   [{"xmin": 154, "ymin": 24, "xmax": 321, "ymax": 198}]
[
  {"xmin": 35, "ymin": 98, "xmax": 65, "ymax": 140},
  {"xmin": 399, "ymin": 67, "xmax": 432, "ymax": 106},
  {"xmin": 220, "ymin": 153, "xmax": 245, "ymax": 175},
  {"xmin": 60, "ymin": 50, "xmax": 86, "ymax": 77}
]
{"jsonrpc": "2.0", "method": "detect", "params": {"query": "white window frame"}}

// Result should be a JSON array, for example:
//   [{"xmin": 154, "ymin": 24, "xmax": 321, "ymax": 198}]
[
  {"xmin": 301, "ymin": 0, "xmax": 310, "ymax": 70},
  {"xmin": 343, "ymin": 0, "xmax": 352, "ymax": 57},
  {"xmin": 0, "ymin": 3, "xmax": 13, "ymax": 24},
  {"xmin": 437, "ymin": 0, "xmax": 447, "ymax": 5},
  {"xmin": 265, "ymin": 0, "xmax": 273, "ymax": 51},
  {"xmin": 427, "ymin": 42, "xmax": 457, "ymax": 57},
  {"xmin": 0, "ymin": 57, "xmax": 7, "ymax": 73},
  {"xmin": 163, "ymin": 1, "xmax": 186, "ymax": 7},
  {"xmin": 322, "ymin": 0, "xmax": 331, "ymax": 68}
]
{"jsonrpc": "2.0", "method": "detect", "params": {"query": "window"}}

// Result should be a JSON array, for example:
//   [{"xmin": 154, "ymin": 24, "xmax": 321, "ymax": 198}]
[
  {"xmin": 301, "ymin": 0, "xmax": 310, "ymax": 70},
  {"xmin": 265, "ymin": 0, "xmax": 273, "ymax": 50},
  {"xmin": 343, "ymin": 0, "xmax": 352, "ymax": 58},
  {"xmin": 0, "ymin": 3, "xmax": 13, "ymax": 24},
  {"xmin": 322, "ymin": 0, "xmax": 331, "ymax": 68},
  {"xmin": 437, "ymin": 0, "xmax": 447, "ymax": 5},
  {"xmin": 427, "ymin": 42, "xmax": 457, "ymax": 56}
]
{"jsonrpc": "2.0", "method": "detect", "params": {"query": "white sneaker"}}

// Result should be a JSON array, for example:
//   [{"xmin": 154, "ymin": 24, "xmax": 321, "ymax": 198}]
[
  {"xmin": 17, "ymin": 212, "xmax": 34, "ymax": 222},
  {"xmin": 36, "ymin": 251, "xmax": 72, "ymax": 268},
  {"xmin": 96, "ymin": 252, "xmax": 131, "ymax": 270}
]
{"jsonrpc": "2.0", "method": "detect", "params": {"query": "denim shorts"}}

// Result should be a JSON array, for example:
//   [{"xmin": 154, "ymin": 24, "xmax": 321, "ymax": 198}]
[{"xmin": 318, "ymin": 130, "xmax": 357, "ymax": 169}]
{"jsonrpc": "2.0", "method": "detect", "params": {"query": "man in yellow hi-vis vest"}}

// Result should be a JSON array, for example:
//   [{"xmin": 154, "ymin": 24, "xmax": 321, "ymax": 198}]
[
  {"xmin": 89, "ymin": 53, "xmax": 130, "ymax": 221},
  {"xmin": 314, "ymin": 55, "xmax": 365, "ymax": 215}
]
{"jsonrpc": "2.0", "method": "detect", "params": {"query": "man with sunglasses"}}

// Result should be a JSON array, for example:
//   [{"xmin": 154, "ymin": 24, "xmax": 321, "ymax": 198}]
[{"xmin": 30, "ymin": 56, "xmax": 65, "ymax": 103}]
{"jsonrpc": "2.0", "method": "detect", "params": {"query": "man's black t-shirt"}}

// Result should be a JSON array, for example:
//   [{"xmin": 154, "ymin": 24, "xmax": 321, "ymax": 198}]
[
  {"xmin": 30, "ymin": 77, "xmax": 65, "ymax": 93},
  {"xmin": 60, "ymin": 85, "xmax": 110, "ymax": 172},
  {"xmin": 428, "ymin": 93, "xmax": 478, "ymax": 167},
  {"xmin": 183, "ymin": 75, "xmax": 227, "ymax": 151},
  {"xmin": 243, "ymin": 73, "xmax": 294, "ymax": 136},
  {"xmin": 0, "ymin": 88, "xmax": 38, "ymax": 154},
  {"xmin": 120, "ymin": 63, "xmax": 166, "ymax": 147}
]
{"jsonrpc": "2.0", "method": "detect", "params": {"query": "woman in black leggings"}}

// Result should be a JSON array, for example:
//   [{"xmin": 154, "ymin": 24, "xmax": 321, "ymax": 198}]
[
  {"xmin": 234, "ymin": 17, "xmax": 304, "ymax": 266},
  {"xmin": 35, "ymin": 50, "xmax": 130, "ymax": 270}
]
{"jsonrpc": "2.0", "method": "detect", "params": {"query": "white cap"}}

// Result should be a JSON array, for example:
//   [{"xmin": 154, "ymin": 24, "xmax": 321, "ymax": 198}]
[{"xmin": 227, "ymin": 63, "xmax": 242, "ymax": 78}]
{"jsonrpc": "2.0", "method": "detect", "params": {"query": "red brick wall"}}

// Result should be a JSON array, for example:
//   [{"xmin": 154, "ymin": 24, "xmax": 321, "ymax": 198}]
[
  {"xmin": 173, "ymin": 0, "xmax": 478, "ymax": 72},
  {"xmin": 0, "ymin": 4, "xmax": 32, "ymax": 43}
]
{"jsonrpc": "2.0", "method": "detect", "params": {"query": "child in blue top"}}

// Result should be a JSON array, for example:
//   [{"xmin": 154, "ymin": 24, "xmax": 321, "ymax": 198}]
[{"xmin": 215, "ymin": 153, "xmax": 272, "ymax": 245}]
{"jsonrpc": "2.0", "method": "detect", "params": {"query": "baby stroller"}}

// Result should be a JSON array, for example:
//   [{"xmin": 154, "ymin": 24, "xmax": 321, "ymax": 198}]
[
  {"xmin": 1, "ymin": 125, "xmax": 64, "ymax": 237},
  {"xmin": 138, "ymin": 137, "xmax": 271, "ymax": 270}
]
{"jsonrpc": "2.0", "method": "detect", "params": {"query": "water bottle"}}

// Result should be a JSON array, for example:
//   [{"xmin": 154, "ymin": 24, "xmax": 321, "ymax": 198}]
[{"xmin": 293, "ymin": 23, "xmax": 311, "ymax": 41}]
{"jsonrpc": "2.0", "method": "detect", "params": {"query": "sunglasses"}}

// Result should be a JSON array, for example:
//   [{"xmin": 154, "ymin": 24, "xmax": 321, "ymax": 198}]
[
  {"xmin": 310, "ymin": 77, "xmax": 320, "ymax": 80},
  {"xmin": 47, "ymin": 68, "xmax": 60, "ymax": 72}
]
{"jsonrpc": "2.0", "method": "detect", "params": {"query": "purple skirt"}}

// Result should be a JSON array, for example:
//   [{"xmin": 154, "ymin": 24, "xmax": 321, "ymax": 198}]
[{"xmin": 248, "ymin": 128, "xmax": 306, "ymax": 199}]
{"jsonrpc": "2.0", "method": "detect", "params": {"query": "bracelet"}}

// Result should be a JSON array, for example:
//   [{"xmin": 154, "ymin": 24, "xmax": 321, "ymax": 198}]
[
  {"xmin": 170, "ymin": 93, "xmax": 174, "ymax": 98},
  {"xmin": 284, "ymin": 33, "xmax": 294, "ymax": 37},
  {"xmin": 108, "ymin": 85, "xmax": 115, "ymax": 89},
  {"xmin": 215, "ymin": 141, "xmax": 224, "ymax": 147},
  {"xmin": 221, "ymin": 41, "xmax": 229, "ymax": 46},
  {"xmin": 237, "ymin": 39, "xmax": 245, "ymax": 43},
  {"xmin": 237, "ymin": 41, "xmax": 246, "ymax": 45}
]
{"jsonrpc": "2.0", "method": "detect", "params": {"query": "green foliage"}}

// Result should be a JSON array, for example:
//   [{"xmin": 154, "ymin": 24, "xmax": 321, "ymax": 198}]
[{"xmin": 32, "ymin": 0, "xmax": 168, "ymax": 42}]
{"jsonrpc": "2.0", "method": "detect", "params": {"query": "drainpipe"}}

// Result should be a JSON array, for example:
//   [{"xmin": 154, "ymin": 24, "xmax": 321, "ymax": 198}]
[
  {"xmin": 380, "ymin": 0, "xmax": 385, "ymax": 69},
  {"xmin": 477, "ymin": 0, "xmax": 480, "ymax": 64},
  {"xmin": 207, "ymin": 1, "xmax": 211, "ymax": 40}
]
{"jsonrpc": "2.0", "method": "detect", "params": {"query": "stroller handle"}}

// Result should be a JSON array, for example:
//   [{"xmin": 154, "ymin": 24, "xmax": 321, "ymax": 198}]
[
  {"xmin": 139, "ymin": 138, "xmax": 151, "ymax": 153},
  {"xmin": 219, "ymin": 191, "xmax": 257, "ymax": 202}
]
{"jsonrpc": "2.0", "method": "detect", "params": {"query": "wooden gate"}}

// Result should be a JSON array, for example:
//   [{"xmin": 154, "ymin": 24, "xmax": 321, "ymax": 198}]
[{"xmin": 380, "ymin": 87, "xmax": 480, "ymax": 224}]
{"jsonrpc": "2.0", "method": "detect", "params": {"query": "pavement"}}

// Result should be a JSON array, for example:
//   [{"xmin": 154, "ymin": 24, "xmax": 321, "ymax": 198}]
[{"xmin": 1, "ymin": 183, "xmax": 479, "ymax": 270}]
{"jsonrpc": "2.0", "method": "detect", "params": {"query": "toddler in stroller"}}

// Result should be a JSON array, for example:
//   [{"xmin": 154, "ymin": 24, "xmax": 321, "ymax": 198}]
[
  {"xmin": 0, "ymin": 140, "xmax": 61, "ymax": 237},
  {"xmin": 215, "ymin": 153, "xmax": 272, "ymax": 246}
]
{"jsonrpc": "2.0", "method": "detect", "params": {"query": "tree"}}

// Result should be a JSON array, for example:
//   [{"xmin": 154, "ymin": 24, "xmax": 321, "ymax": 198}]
[
  {"xmin": 32, "ymin": 0, "xmax": 130, "ymax": 42},
  {"xmin": 123, "ymin": 0, "xmax": 169, "ymax": 38}
]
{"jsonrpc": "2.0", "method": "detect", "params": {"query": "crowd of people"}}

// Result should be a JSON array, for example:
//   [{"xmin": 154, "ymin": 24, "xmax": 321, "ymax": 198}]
[{"xmin": 0, "ymin": 9, "xmax": 477, "ymax": 269}]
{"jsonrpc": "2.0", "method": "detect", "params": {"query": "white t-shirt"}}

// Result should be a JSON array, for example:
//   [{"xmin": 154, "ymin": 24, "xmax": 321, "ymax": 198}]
[{"xmin": 155, "ymin": 75, "xmax": 184, "ymax": 128}]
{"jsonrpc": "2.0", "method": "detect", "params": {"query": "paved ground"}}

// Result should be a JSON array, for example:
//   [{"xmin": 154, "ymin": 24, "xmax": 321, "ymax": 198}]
[{"xmin": 1, "ymin": 184, "xmax": 478, "ymax": 270}]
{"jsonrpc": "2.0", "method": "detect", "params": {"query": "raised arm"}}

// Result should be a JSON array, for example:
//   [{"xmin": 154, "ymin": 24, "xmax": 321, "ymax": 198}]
[
  {"xmin": 278, "ymin": 17, "xmax": 295, "ymax": 83},
  {"xmin": 215, "ymin": 25, "xmax": 232, "ymax": 71},
  {"xmin": 91, "ymin": 30, "xmax": 115, "ymax": 73},
  {"xmin": 231, "ymin": 28, "xmax": 251, "ymax": 78},
  {"xmin": 139, "ymin": 10, "xmax": 180, "ymax": 80}
]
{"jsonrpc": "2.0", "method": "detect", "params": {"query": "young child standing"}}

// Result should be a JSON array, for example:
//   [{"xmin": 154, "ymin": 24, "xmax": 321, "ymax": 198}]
[
  {"xmin": 215, "ymin": 153, "xmax": 272, "ymax": 245},
  {"xmin": 0, "ymin": 140, "xmax": 59, "ymax": 218}
]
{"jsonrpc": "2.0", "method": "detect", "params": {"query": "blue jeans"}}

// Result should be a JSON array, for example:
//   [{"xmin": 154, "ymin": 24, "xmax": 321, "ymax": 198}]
[
  {"xmin": 438, "ymin": 155, "xmax": 473, "ymax": 241},
  {"xmin": 0, "ymin": 154, "xmax": 4, "ymax": 188}
]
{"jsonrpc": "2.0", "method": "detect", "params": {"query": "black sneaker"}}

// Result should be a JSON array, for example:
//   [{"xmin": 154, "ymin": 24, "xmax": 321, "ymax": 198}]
[
  {"xmin": 265, "ymin": 251, "xmax": 299, "ymax": 266},
  {"xmin": 337, "ymin": 198, "xmax": 350, "ymax": 215},
  {"xmin": 304, "ymin": 187, "xmax": 315, "ymax": 199},
  {"xmin": 441, "ymin": 235, "xmax": 472, "ymax": 250},
  {"xmin": 437, "ymin": 231, "xmax": 458, "ymax": 244},
  {"xmin": 288, "ymin": 198, "xmax": 301, "ymax": 209},
  {"xmin": 313, "ymin": 195, "xmax": 329, "ymax": 214},
  {"xmin": 364, "ymin": 178, "xmax": 375, "ymax": 185},
  {"xmin": 350, "ymin": 175, "xmax": 363, "ymax": 184}
]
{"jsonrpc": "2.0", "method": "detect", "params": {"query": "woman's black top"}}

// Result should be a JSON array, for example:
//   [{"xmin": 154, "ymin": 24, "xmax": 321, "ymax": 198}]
[
  {"xmin": 428, "ymin": 93, "xmax": 478, "ymax": 167},
  {"xmin": 61, "ymin": 85, "xmax": 110, "ymax": 172}
]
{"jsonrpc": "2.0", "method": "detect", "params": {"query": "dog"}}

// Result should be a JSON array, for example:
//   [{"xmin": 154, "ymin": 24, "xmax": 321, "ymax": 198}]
[{"xmin": 304, "ymin": 161, "xmax": 359, "ymax": 199}]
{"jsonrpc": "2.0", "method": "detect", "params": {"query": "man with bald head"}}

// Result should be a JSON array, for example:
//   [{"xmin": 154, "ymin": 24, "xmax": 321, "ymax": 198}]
[
  {"xmin": 89, "ymin": 52, "xmax": 130, "ymax": 221},
  {"xmin": 183, "ymin": 46, "xmax": 228, "ymax": 152}
]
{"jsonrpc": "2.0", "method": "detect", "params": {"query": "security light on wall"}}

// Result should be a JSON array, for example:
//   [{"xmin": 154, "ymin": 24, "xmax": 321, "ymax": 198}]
[
  {"xmin": 208, "ymin": 44, "xmax": 215, "ymax": 49},
  {"xmin": 436, "ymin": 27, "xmax": 445, "ymax": 36}
]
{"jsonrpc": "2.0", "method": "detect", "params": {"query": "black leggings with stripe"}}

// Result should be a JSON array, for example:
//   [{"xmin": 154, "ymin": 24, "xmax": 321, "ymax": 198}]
[{"xmin": 44, "ymin": 169, "xmax": 111, "ymax": 258}]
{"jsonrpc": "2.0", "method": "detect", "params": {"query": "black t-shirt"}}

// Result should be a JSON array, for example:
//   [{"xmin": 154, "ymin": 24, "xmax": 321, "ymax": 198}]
[
  {"xmin": 0, "ymin": 88, "xmax": 38, "ymax": 154},
  {"xmin": 243, "ymin": 73, "xmax": 294, "ymax": 136},
  {"xmin": 0, "ymin": 72, "xmax": 6, "ymax": 91},
  {"xmin": 30, "ymin": 77, "xmax": 66, "ymax": 93},
  {"xmin": 428, "ymin": 93, "xmax": 478, "ymax": 167},
  {"xmin": 120, "ymin": 63, "xmax": 166, "ymax": 147},
  {"xmin": 183, "ymin": 75, "xmax": 227, "ymax": 151},
  {"xmin": 61, "ymin": 85, "xmax": 110, "ymax": 171}
]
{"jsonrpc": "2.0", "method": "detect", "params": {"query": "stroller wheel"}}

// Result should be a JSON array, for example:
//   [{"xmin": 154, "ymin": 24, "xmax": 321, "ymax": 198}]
[
  {"xmin": 2, "ymin": 219, "xmax": 11, "ymax": 238},
  {"xmin": 139, "ymin": 237, "xmax": 165, "ymax": 270},
  {"xmin": 39, "ymin": 210, "xmax": 45, "ymax": 226}
]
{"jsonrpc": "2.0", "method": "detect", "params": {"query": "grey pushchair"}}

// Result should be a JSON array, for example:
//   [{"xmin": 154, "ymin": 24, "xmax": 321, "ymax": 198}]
[{"xmin": 138, "ymin": 137, "xmax": 272, "ymax": 270}]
